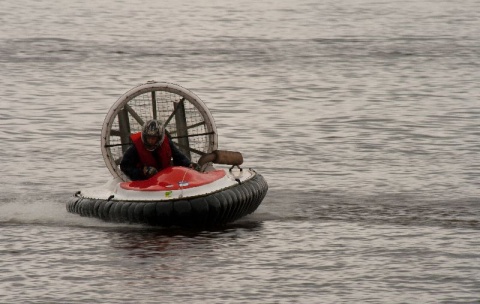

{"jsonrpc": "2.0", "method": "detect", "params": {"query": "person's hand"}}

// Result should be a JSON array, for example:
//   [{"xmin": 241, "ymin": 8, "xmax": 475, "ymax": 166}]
[
  {"xmin": 143, "ymin": 166, "xmax": 158, "ymax": 177},
  {"xmin": 189, "ymin": 163, "xmax": 199, "ymax": 171}
]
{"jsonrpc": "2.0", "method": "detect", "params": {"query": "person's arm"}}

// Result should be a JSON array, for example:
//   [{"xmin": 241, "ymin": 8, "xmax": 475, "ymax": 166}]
[
  {"xmin": 169, "ymin": 138, "xmax": 192, "ymax": 167},
  {"xmin": 120, "ymin": 145, "xmax": 145, "ymax": 180}
]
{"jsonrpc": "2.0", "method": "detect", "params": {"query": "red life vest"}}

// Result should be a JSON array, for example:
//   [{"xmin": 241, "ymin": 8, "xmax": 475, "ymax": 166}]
[{"xmin": 130, "ymin": 132, "xmax": 172, "ymax": 170}]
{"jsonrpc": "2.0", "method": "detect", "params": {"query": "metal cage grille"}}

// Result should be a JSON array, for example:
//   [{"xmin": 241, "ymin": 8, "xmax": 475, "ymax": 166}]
[{"xmin": 102, "ymin": 82, "xmax": 217, "ymax": 180}]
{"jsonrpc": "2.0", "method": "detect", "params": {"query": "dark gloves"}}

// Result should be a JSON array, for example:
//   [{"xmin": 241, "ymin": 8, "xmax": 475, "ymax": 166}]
[
  {"xmin": 143, "ymin": 166, "xmax": 158, "ymax": 178},
  {"xmin": 189, "ymin": 163, "xmax": 200, "ymax": 171}
]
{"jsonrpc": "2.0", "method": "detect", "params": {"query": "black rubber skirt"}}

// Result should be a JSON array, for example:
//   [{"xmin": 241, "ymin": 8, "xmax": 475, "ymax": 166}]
[{"xmin": 67, "ymin": 173, "xmax": 268, "ymax": 228}]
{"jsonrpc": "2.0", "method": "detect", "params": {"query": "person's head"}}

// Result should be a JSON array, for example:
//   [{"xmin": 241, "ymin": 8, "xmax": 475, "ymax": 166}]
[{"xmin": 141, "ymin": 119, "xmax": 165, "ymax": 151}]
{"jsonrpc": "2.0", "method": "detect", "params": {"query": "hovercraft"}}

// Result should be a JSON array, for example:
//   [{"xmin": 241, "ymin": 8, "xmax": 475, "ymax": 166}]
[{"xmin": 67, "ymin": 82, "xmax": 268, "ymax": 228}]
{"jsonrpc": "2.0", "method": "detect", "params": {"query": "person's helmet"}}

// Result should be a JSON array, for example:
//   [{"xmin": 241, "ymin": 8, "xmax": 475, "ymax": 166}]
[{"xmin": 141, "ymin": 119, "xmax": 165, "ymax": 151}]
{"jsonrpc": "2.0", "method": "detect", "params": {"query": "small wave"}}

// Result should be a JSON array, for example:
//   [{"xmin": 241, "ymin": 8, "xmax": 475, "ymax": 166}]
[
  {"xmin": 264, "ymin": 189, "xmax": 480, "ymax": 230},
  {"xmin": 0, "ymin": 195, "xmax": 120, "ymax": 228}
]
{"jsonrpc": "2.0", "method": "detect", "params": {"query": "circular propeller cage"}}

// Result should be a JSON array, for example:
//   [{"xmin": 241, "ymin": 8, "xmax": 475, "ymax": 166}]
[{"xmin": 101, "ymin": 82, "xmax": 218, "ymax": 181}]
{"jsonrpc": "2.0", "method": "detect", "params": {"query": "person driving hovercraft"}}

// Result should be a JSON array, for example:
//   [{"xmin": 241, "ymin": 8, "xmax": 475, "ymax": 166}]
[{"xmin": 120, "ymin": 119, "xmax": 193, "ymax": 180}]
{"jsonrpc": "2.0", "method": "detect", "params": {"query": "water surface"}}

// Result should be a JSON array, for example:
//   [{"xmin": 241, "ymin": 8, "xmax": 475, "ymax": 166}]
[{"xmin": 1, "ymin": 0, "xmax": 479, "ymax": 303}]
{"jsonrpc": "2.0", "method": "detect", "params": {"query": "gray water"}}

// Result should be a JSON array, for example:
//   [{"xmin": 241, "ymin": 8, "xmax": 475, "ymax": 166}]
[{"xmin": 1, "ymin": 0, "xmax": 480, "ymax": 303}]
